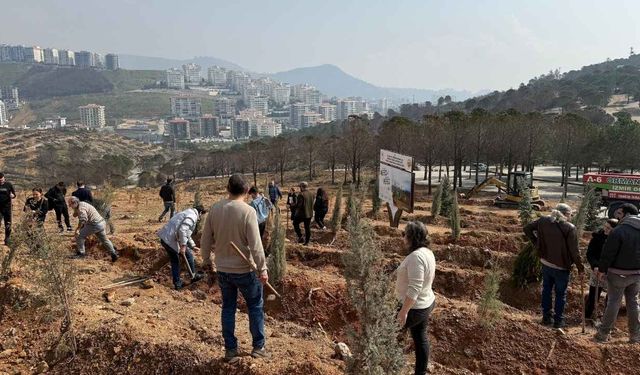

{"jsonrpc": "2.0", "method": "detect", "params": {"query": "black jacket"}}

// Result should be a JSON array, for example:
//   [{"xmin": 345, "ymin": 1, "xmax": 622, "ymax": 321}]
[
  {"xmin": 45, "ymin": 186, "xmax": 67, "ymax": 207},
  {"xmin": 72, "ymin": 187, "xmax": 93, "ymax": 203},
  {"xmin": 314, "ymin": 195, "xmax": 329, "ymax": 212},
  {"xmin": 24, "ymin": 197, "xmax": 48, "ymax": 222},
  {"xmin": 0, "ymin": 182, "xmax": 15, "ymax": 206},
  {"xmin": 159, "ymin": 184, "xmax": 175, "ymax": 202},
  {"xmin": 586, "ymin": 230, "xmax": 607, "ymax": 269},
  {"xmin": 599, "ymin": 215, "xmax": 640, "ymax": 273}
]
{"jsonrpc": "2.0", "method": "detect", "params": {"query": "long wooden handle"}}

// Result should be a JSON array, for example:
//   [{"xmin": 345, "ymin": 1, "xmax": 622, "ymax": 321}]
[
  {"xmin": 230, "ymin": 241, "xmax": 282, "ymax": 299},
  {"xmin": 580, "ymin": 272, "xmax": 586, "ymax": 333},
  {"xmin": 182, "ymin": 253, "xmax": 195, "ymax": 279}
]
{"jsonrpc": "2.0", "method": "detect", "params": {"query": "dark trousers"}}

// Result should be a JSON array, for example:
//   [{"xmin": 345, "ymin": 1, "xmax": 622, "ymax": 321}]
[
  {"xmin": 159, "ymin": 201, "xmax": 175, "ymax": 220},
  {"xmin": 0, "ymin": 204, "xmax": 11, "ymax": 242},
  {"xmin": 293, "ymin": 217, "xmax": 311, "ymax": 244},
  {"xmin": 585, "ymin": 285, "xmax": 604, "ymax": 319},
  {"xmin": 54, "ymin": 204, "xmax": 71, "ymax": 229},
  {"xmin": 314, "ymin": 209, "xmax": 327, "ymax": 228},
  {"xmin": 258, "ymin": 222, "xmax": 266, "ymax": 238},
  {"xmin": 541, "ymin": 265, "xmax": 570, "ymax": 322},
  {"xmin": 161, "ymin": 240, "xmax": 195, "ymax": 288},
  {"xmin": 405, "ymin": 303, "xmax": 435, "ymax": 375}
]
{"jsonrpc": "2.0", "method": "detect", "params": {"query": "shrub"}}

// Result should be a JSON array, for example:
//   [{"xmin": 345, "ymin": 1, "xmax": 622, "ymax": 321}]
[
  {"xmin": 330, "ymin": 185, "xmax": 343, "ymax": 233},
  {"xmin": 585, "ymin": 188, "xmax": 602, "ymax": 231},
  {"xmin": 573, "ymin": 186, "xmax": 598, "ymax": 238},
  {"xmin": 92, "ymin": 184, "xmax": 116, "ymax": 234},
  {"xmin": 267, "ymin": 211, "xmax": 286, "ymax": 285},
  {"xmin": 511, "ymin": 242, "xmax": 542, "ymax": 288},
  {"xmin": 431, "ymin": 181, "xmax": 443, "ymax": 217},
  {"xmin": 450, "ymin": 193, "xmax": 461, "ymax": 240},
  {"xmin": 440, "ymin": 176, "xmax": 453, "ymax": 217},
  {"xmin": 371, "ymin": 179, "xmax": 381, "ymax": 215},
  {"xmin": 477, "ymin": 269, "xmax": 503, "ymax": 327},
  {"xmin": 517, "ymin": 178, "xmax": 534, "ymax": 226},
  {"xmin": 342, "ymin": 190, "xmax": 404, "ymax": 375}
]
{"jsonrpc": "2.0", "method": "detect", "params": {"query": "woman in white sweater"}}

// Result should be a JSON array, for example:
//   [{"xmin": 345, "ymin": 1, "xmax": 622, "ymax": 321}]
[{"xmin": 396, "ymin": 221, "xmax": 436, "ymax": 375}]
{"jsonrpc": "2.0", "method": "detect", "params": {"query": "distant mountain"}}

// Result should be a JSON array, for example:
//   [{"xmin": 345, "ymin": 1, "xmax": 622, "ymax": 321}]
[
  {"xmin": 119, "ymin": 54, "xmax": 245, "ymax": 72},
  {"xmin": 271, "ymin": 64, "xmax": 482, "ymax": 102}
]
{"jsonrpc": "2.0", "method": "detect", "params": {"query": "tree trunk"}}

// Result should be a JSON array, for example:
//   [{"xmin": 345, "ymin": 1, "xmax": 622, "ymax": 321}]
[
  {"xmin": 438, "ymin": 161, "xmax": 442, "ymax": 182},
  {"xmin": 428, "ymin": 160, "xmax": 433, "ymax": 195},
  {"xmin": 575, "ymin": 165, "xmax": 579, "ymax": 182}
]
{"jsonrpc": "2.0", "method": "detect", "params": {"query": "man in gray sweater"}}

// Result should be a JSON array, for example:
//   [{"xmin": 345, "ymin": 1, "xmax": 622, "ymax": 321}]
[
  {"xmin": 69, "ymin": 197, "xmax": 118, "ymax": 262},
  {"xmin": 201, "ymin": 174, "xmax": 269, "ymax": 362}
]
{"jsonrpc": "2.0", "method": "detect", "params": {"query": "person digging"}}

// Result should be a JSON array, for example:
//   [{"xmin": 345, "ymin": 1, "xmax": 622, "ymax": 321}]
[
  {"xmin": 157, "ymin": 204, "xmax": 207, "ymax": 290},
  {"xmin": 69, "ymin": 197, "xmax": 119, "ymax": 262}
]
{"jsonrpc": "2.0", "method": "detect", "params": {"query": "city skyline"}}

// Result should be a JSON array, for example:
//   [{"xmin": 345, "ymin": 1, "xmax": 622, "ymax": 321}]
[{"xmin": 3, "ymin": 0, "xmax": 640, "ymax": 92}]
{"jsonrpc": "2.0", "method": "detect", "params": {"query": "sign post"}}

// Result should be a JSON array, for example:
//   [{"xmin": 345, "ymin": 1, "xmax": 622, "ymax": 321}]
[{"xmin": 379, "ymin": 149, "xmax": 415, "ymax": 228}]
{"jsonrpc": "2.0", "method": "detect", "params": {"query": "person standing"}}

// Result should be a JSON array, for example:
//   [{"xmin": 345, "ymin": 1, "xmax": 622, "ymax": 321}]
[
  {"xmin": 45, "ymin": 181, "xmax": 72, "ymax": 232},
  {"xmin": 524, "ymin": 203, "xmax": 584, "ymax": 328},
  {"xmin": 286, "ymin": 187, "xmax": 297, "ymax": 221},
  {"xmin": 24, "ymin": 187, "xmax": 49, "ymax": 225},
  {"xmin": 158, "ymin": 178, "xmax": 176, "ymax": 222},
  {"xmin": 71, "ymin": 181, "xmax": 94, "ymax": 203},
  {"xmin": 396, "ymin": 221, "xmax": 436, "ymax": 375},
  {"xmin": 585, "ymin": 219, "xmax": 618, "ymax": 321},
  {"xmin": 69, "ymin": 197, "xmax": 118, "ymax": 262},
  {"xmin": 595, "ymin": 203, "xmax": 640, "ymax": 343},
  {"xmin": 248, "ymin": 187, "xmax": 272, "ymax": 238},
  {"xmin": 268, "ymin": 180, "xmax": 282, "ymax": 206},
  {"xmin": 0, "ymin": 173, "xmax": 16, "ymax": 245},
  {"xmin": 157, "ymin": 205, "xmax": 206, "ymax": 290},
  {"xmin": 200, "ymin": 174, "xmax": 269, "ymax": 362},
  {"xmin": 294, "ymin": 181, "xmax": 314, "ymax": 245},
  {"xmin": 313, "ymin": 187, "xmax": 329, "ymax": 230}
]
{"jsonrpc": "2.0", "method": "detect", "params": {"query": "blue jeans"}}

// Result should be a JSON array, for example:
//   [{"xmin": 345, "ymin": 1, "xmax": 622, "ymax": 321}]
[
  {"xmin": 159, "ymin": 201, "xmax": 175, "ymax": 220},
  {"xmin": 161, "ymin": 240, "xmax": 195, "ymax": 288},
  {"xmin": 217, "ymin": 271, "xmax": 265, "ymax": 351},
  {"xmin": 541, "ymin": 264, "xmax": 571, "ymax": 322}
]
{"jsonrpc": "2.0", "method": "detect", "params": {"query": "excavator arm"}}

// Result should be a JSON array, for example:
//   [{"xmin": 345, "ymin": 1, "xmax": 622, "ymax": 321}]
[{"xmin": 462, "ymin": 177, "xmax": 507, "ymax": 199}]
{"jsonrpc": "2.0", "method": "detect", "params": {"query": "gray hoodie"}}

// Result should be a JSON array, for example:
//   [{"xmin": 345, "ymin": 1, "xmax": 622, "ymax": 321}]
[{"xmin": 600, "ymin": 215, "xmax": 640, "ymax": 274}]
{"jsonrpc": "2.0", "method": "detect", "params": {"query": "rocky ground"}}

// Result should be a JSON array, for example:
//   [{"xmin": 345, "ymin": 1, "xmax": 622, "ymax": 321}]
[{"xmin": 0, "ymin": 172, "xmax": 638, "ymax": 374}]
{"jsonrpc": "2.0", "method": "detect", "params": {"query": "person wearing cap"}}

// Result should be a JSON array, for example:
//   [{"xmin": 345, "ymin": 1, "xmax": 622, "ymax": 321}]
[
  {"xmin": 68, "ymin": 196, "xmax": 119, "ymax": 262},
  {"xmin": 524, "ymin": 203, "xmax": 584, "ymax": 328},
  {"xmin": 293, "ymin": 181, "xmax": 315, "ymax": 245},
  {"xmin": 595, "ymin": 203, "xmax": 640, "ymax": 343},
  {"xmin": 157, "ymin": 204, "xmax": 207, "ymax": 290}
]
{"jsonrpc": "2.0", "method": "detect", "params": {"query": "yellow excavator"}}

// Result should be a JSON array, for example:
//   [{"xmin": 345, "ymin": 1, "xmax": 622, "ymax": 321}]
[{"xmin": 462, "ymin": 171, "xmax": 545, "ymax": 210}]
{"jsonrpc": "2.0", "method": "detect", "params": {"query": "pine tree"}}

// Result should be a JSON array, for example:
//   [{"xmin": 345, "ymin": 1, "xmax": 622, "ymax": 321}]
[
  {"xmin": 583, "ymin": 187, "xmax": 602, "ymax": 232},
  {"xmin": 440, "ymin": 176, "xmax": 453, "ymax": 217},
  {"xmin": 511, "ymin": 242, "xmax": 542, "ymax": 288},
  {"xmin": 344, "ymin": 184, "xmax": 354, "ymax": 220},
  {"xmin": 330, "ymin": 185, "xmax": 343, "ymax": 233},
  {"xmin": 449, "ymin": 192, "xmax": 461, "ymax": 240},
  {"xmin": 431, "ymin": 181, "xmax": 443, "ymax": 218},
  {"xmin": 478, "ymin": 269, "xmax": 503, "ymax": 327},
  {"xmin": 371, "ymin": 179, "xmax": 381, "ymax": 215},
  {"xmin": 517, "ymin": 178, "xmax": 534, "ymax": 226},
  {"xmin": 573, "ymin": 187, "xmax": 597, "ymax": 239},
  {"xmin": 343, "ymin": 190, "xmax": 404, "ymax": 375},
  {"xmin": 267, "ymin": 211, "xmax": 286, "ymax": 285}
]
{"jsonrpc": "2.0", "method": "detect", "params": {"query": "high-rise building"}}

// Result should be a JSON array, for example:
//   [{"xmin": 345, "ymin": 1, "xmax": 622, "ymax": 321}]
[
  {"xmin": 58, "ymin": 50, "xmax": 75, "ymax": 66},
  {"xmin": 232, "ymin": 119, "xmax": 250, "ymax": 139},
  {"xmin": 23, "ymin": 46, "xmax": 43, "ymax": 63},
  {"xmin": 0, "ymin": 45, "xmax": 10, "ymax": 62},
  {"xmin": 105, "ymin": 54, "xmax": 119, "ymax": 70},
  {"xmin": 167, "ymin": 118, "xmax": 190, "ymax": 140},
  {"xmin": 290, "ymin": 103, "xmax": 309, "ymax": 129},
  {"xmin": 166, "ymin": 69, "xmax": 185, "ymax": 89},
  {"xmin": 200, "ymin": 114, "xmax": 219, "ymax": 138},
  {"xmin": 302, "ymin": 88, "xmax": 322, "ymax": 110},
  {"xmin": 9, "ymin": 46, "xmax": 25, "ymax": 62},
  {"xmin": 78, "ymin": 104, "xmax": 106, "ymax": 128},
  {"xmin": 230, "ymin": 71, "xmax": 251, "ymax": 92},
  {"xmin": 182, "ymin": 63, "xmax": 201, "ymax": 86},
  {"xmin": 0, "ymin": 87, "xmax": 20, "ymax": 110},
  {"xmin": 249, "ymin": 96, "xmax": 269, "ymax": 115},
  {"xmin": 0, "ymin": 101, "xmax": 7, "ymax": 126},
  {"xmin": 270, "ymin": 85, "xmax": 291, "ymax": 105},
  {"xmin": 213, "ymin": 96, "xmax": 236, "ymax": 118},
  {"xmin": 256, "ymin": 121, "xmax": 282, "ymax": 137},
  {"xmin": 170, "ymin": 97, "xmax": 201, "ymax": 118},
  {"xmin": 337, "ymin": 100, "xmax": 358, "ymax": 120},
  {"xmin": 207, "ymin": 66, "xmax": 227, "ymax": 86},
  {"xmin": 43, "ymin": 48, "xmax": 59, "ymax": 64},
  {"xmin": 301, "ymin": 112, "xmax": 323, "ymax": 128},
  {"xmin": 75, "ymin": 51, "xmax": 95, "ymax": 68},
  {"xmin": 377, "ymin": 98, "xmax": 389, "ymax": 115},
  {"xmin": 93, "ymin": 53, "xmax": 103, "ymax": 68},
  {"xmin": 319, "ymin": 104, "xmax": 337, "ymax": 122}
]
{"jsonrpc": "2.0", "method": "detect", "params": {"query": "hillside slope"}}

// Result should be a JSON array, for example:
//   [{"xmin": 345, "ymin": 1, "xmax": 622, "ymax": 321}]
[{"xmin": 119, "ymin": 54, "xmax": 245, "ymax": 71}]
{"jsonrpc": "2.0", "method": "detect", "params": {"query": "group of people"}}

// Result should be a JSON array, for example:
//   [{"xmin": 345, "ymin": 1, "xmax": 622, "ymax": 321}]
[
  {"xmin": 0, "ymin": 173, "xmax": 117, "ymax": 262},
  {"xmin": 284, "ymin": 182, "xmax": 329, "ymax": 245},
  {"xmin": 524, "ymin": 202, "xmax": 640, "ymax": 344}
]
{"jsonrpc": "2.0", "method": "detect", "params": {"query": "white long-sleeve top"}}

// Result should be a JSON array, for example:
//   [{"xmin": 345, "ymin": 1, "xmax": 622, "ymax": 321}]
[
  {"xmin": 157, "ymin": 208, "xmax": 199, "ymax": 252},
  {"xmin": 395, "ymin": 247, "xmax": 436, "ymax": 309}
]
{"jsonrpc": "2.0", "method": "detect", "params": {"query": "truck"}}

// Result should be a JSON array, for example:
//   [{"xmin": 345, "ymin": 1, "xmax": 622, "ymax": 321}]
[{"xmin": 583, "ymin": 172, "xmax": 640, "ymax": 217}]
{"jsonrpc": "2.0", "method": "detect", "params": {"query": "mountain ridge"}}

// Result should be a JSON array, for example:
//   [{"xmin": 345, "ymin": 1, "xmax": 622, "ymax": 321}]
[{"xmin": 118, "ymin": 54, "xmax": 245, "ymax": 72}]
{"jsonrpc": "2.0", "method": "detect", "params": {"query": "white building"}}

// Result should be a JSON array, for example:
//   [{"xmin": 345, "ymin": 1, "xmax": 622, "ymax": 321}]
[
  {"xmin": 256, "ymin": 121, "xmax": 282, "ymax": 137},
  {"xmin": 58, "ymin": 50, "xmax": 75, "ymax": 66},
  {"xmin": 0, "ymin": 101, "xmax": 7, "ymax": 126},
  {"xmin": 301, "ymin": 112, "xmax": 323, "ymax": 128},
  {"xmin": 230, "ymin": 71, "xmax": 251, "ymax": 92},
  {"xmin": 166, "ymin": 69, "xmax": 185, "ymax": 89},
  {"xmin": 376, "ymin": 98, "xmax": 389, "ymax": 115},
  {"xmin": 271, "ymin": 85, "xmax": 290, "ymax": 105},
  {"xmin": 337, "ymin": 100, "xmax": 359, "ymax": 120},
  {"xmin": 0, "ymin": 87, "xmax": 20, "ymax": 110},
  {"xmin": 43, "ymin": 48, "xmax": 59, "ymax": 64},
  {"xmin": 207, "ymin": 66, "xmax": 227, "ymax": 86},
  {"xmin": 319, "ymin": 103, "xmax": 337, "ymax": 122},
  {"xmin": 249, "ymin": 95, "xmax": 269, "ymax": 115},
  {"xmin": 170, "ymin": 96, "xmax": 201, "ymax": 118},
  {"xmin": 23, "ymin": 46, "xmax": 43, "ymax": 63},
  {"xmin": 182, "ymin": 63, "xmax": 202, "ymax": 85},
  {"xmin": 78, "ymin": 104, "xmax": 106, "ymax": 128},
  {"xmin": 236, "ymin": 109, "xmax": 282, "ymax": 138},
  {"xmin": 290, "ymin": 103, "xmax": 309, "ymax": 129},
  {"xmin": 302, "ymin": 88, "xmax": 322, "ymax": 110},
  {"xmin": 212, "ymin": 96, "xmax": 236, "ymax": 119}
]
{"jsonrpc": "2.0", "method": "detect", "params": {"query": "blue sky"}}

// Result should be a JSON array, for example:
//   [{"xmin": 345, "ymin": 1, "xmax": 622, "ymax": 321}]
[{"xmin": 2, "ymin": 0, "xmax": 640, "ymax": 91}]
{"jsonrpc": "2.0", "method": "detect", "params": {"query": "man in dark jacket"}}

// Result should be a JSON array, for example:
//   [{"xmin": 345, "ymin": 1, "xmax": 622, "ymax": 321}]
[
  {"xmin": 0, "ymin": 173, "xmax": 16, "ymax": 245},
  {"xmin": 524, "ymin": 203, "xmax": 584, "ymax": 328},
  {"xmin": 585, "ymin": 219, "xmax": 618, "ymax": 320},
  {"xmin": 268, "ymin": 180, "xmax": 282, "ymax": 206},
  {"xmin": 595, "ymin": 203, "xmax": 640, "ymax": 343},
  {"xmin": 45, "ymin": 181, "xmax": 72, "ymax": 232},
  {"xmin": 158, "ymin": 178, "xmax": 176, "ymax": 222},
  {"xmin": 294, "ymin": 181, "xmax": 314, "ymax": 245},
  {"xmin": 72, "ymin": 181, "xmax": 93, "ymax": 203}
]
